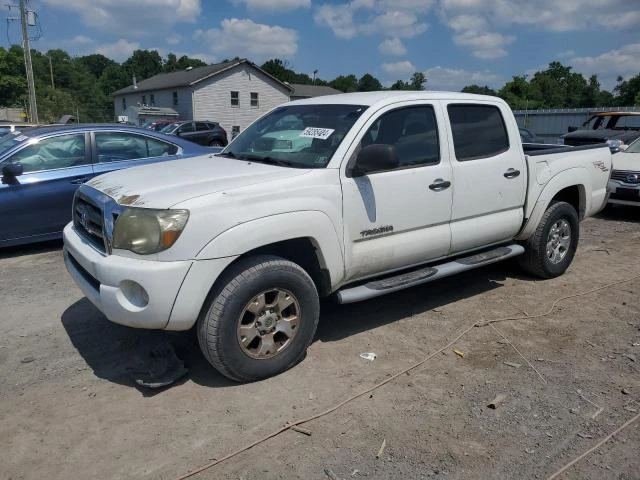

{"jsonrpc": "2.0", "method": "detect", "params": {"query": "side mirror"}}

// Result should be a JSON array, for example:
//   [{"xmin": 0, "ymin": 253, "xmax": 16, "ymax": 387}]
[
  {"xmin": 2, "ymin": 162, "xmax": 23, "ymax": 178},
  {"xmin": 567, "ymin": 126, "xmax": 578, "ymax": 133},
  {"xmin": 349, "ymin": 144, "xmax": 399, "ymax": 177}
]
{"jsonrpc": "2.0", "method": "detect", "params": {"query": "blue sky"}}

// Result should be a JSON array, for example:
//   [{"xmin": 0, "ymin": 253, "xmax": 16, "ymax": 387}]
[{"xmin": 10, "ymin": 0, "xmax": 640, "ymax": 91}]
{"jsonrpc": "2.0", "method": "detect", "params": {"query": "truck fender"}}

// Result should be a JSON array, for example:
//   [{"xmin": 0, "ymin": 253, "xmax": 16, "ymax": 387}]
[
  {"xmin": 515, "ymin": 167, "xmax": 588, "ymax": 241},
  {"xmin": 195, "ymin": 210, "xmax": 345, "ymax": 289}
]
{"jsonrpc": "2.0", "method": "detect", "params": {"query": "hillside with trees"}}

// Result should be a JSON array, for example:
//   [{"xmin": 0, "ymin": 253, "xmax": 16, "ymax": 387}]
[{"xmin": 1, "ymin": 45, "xmax": 639, "ymax": 123}]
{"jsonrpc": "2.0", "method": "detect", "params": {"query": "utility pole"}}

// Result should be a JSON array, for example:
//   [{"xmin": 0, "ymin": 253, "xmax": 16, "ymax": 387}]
[
  {"xmin": 19, "ymin": 0, "xmax": 38, "ymax": 123},
  {"xmin": 48, "ymin": 55, "xmax": 54, "ymax": 89}
]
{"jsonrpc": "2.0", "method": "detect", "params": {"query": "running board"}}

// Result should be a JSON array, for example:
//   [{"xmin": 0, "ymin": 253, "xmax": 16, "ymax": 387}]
[{"xmin": 335, "ymin": 244, "xmax": 525, "ymax": 304}]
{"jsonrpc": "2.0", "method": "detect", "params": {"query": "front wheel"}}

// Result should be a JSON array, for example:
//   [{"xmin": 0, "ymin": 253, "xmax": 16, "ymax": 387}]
[
  {"xmin": 197, "ymin": 255, "xmax": 320, "ymax": 382},
  {"xmin": 518, "ymin": 201, "xmax": 579, "ymax": 278}
]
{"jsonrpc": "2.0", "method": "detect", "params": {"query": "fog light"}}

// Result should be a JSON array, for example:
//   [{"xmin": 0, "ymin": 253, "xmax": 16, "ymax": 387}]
[{"xmin": 119, "ymin": 280, "xmax": 149, "ymax": 308}]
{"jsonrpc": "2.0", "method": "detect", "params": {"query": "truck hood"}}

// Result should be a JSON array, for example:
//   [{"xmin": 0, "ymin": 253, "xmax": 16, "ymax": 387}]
[
  {"xmin": 87, "ymin": 154, "xmax": 311, "ymax": 208},
  {"xmin": 612, "ymin": 151, "xmax": 640, "ymax": 172},
  {"xmin": 564, "ymin": 129, "xmax": 640, "ymax": 143}
]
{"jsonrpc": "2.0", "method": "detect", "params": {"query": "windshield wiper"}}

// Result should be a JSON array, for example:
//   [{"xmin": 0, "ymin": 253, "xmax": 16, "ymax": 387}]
[
  {"xmin": 243, "ymin": 155, "xmax": 297, "ymax": 167},
  {"xmin": 216, "ymin": 151, "xmax": 243, "ymax": 159}
]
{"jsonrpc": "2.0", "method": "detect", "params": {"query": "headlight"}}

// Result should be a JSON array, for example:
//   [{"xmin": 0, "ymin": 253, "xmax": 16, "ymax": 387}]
[{"xmin": 112, "ymin": 208, "xmax": 189, "ymax": 255}]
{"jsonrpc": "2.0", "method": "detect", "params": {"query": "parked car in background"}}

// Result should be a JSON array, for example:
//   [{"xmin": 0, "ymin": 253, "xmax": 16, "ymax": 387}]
[
  {"xmin": 160, "ymin": 120, "xmax": 228, "ymax": 147},
  {"xmin": 142, "ymin": 119, "xmax": 176, "ymax": 132},
  {"xmin": 563, "ymin": 112, "xmax": 640, "ymax": 152},
  {"xmin": 519, "ymin": 127, "xmax": 540, "ymax": 143},
  {"xmin": 608, "ymin": 136, "xmax": 640, "ymax": 206},
  {"xmin": 0, "ymin": 124, "xmax": 212, "ymax": 247},
  {"xmin": 0, "ymin": 121, "xmax": 38, "ymax": 136}
]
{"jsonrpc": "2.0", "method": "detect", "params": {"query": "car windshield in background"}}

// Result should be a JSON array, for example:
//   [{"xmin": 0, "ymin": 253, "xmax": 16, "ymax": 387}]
[
  {"xmin": 222, "ymin": 104, "xmax": 368, "ymax": 168},
  {"xmin": 624, "ymin": 138, "xmax": 640, "ymax": 154},
  {"xmin": 160, "ymin": 123, "xmax": 180, "ymax": 133},
  {"xmin": 0, "ymin": 131, "xmax": 29, "ymax": 156}
]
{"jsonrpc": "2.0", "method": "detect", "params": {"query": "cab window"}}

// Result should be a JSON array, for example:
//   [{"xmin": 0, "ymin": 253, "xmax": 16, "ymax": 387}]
[{"xmin": 7, "ymin": 134, "xmax": 87, "ymax": 173}]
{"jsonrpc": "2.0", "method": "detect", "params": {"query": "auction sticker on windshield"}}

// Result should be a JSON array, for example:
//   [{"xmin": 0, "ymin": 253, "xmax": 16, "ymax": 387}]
[{"xmin": 300, "ymin": 127, "xmax": 334, "ymax": 140}]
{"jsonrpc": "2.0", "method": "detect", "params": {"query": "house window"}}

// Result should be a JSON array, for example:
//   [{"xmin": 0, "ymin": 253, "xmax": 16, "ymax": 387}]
[
  {"xmin": 172, "ymin": 91, "xmax": 178, "ymax": 106},
  {"xmin": 250, "ymin": 92, "xmax": 259, "ymax": 107},
  {"xmin": 142, "ymin": 95, "xmax": 146, "ymax": 105},
  {"xmin": 121, "ymin": 98, "xmax": 126, "ymax": 111},
  {"xmin": 231, "ymin": 91, "xmax": 239, "ymax": 107},
  {"xmin": 150, "ymin": 94, "xmax": 155, "ymax": 106},
  {"xmin": 232, "ymin": 126, "xmax": 240, "ymax": 138}
]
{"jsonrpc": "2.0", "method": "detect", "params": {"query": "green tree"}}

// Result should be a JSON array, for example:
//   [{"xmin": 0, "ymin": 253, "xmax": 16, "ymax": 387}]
[
  {"xmin": 389, "ymin": 79, "xmax": 409, "ymax": 90},
  {"xmin": 123, "ymin": 49, "xmax": 163, "ymax": 80},
  {"xmin": 461, "ymin": 85, "xmax": 497, "ymax": 95},
  {"xmin": 357, "ymin": 73, "xmax": 382, "ymax": 91},
  {"xmin": 409, "ymin": 72, "xmax": 426, "ymax": 90},
  {"xmin": 614, "ymin": 73, "xmax": 640, "ymax": 106},
  {"xmin": 330, "ymin": 74, "xmax": 358, "ymax": 92}
]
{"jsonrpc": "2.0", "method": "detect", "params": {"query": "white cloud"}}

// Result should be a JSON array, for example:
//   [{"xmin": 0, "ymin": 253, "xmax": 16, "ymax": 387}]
[
  {"xmin": 95, "ymin": 39, "xmax": 140, "ymax": 62},
  {"xmin": 195, "ymin": 18, "xmax": 298, "ymax": 61},
  {"xmin": 232, "ymin": 0, "xmax": 311, "ymax": 11},
  {"xmin": 439, "ymin": 0, "xmax": 640, "ymax": 59},
  {"xmin": 382, "ymin": 60, "xmax": 416, "ymax": 76},
  {"xmin": 556, "ymin": 49, "xmax": 576, "ymax": 59},
  {"xmin": 424, "ymin": 66, "xmax": 503, "ymax": 91},
  {"xmin": 166, "ymin": 34, "xmax": 182, "ymax": 46},
  {"xmin": 42, "ymin": 0, "xmax": 201, "ymax": 34},
  {"xmin": 315, "ymin": 0, "xmax": 434, "ymax": 39},
  {"xmin": 378, "ymin": 38, "xmax": 406, "ymax": 56},
  {"xmin": 570, "ymin": 43, "xmax": 640, "ymax": 89},
  {"xmin": 70, "ymin": 35, "xmax": 94, "ymax": 45}
]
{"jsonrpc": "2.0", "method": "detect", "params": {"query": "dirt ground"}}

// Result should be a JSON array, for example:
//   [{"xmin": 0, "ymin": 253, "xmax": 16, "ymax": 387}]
[{"xmin": 1, "ymin": 207, "xmax": 639, "ymax": 480}]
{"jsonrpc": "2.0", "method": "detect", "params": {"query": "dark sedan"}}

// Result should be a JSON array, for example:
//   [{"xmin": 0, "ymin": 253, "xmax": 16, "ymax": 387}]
[
  {"xmin": 0, "ymin": 124, "xmax": 211, "ymax": 247},
  {"xmin": 160, "ymin": 120, "xmax": 228, "ymax": 147}
]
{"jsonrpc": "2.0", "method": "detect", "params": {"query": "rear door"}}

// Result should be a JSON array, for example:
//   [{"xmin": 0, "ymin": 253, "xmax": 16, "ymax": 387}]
[
  {"xmin": 341, "ymin": 102, "xmax": 453, "ymax": 281},
  {"xmin": 91, "ymin": 130, "xmax": 181, "ymax": 178},
  {"xmin": 0, "ymin": 132, "xmax": 92, "ymax": 243},
  {"xmin": 444, "ymin": 102, "xmax": 526, "ymax": 253}
]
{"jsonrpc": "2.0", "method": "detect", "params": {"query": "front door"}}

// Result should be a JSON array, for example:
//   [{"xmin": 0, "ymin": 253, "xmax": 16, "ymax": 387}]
[
  {"xmin": 341, "ymin": 103, "xmax": 453, "ymax": 281},
  {"xmin": 0, "ymin": 132, "xmax": 92, "ymax": 244}
]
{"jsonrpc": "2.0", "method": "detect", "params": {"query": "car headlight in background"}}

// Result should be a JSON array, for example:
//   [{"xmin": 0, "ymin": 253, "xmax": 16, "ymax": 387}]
[
  {"xmin": 112, "ymin": 208, "xmax": 189, "ymax": 255},
  {"xmin": 606, "ymin": 139, "xmax": 624, "ymax": 152}
]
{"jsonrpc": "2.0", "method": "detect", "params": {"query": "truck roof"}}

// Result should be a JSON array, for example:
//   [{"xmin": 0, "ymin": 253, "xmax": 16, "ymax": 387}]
[{"xmin": 287, "ymin": 90, "xmax": 504, "ymax": 107}]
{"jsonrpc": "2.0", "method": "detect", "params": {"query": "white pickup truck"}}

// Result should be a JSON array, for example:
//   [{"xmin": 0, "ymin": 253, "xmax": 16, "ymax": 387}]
[{"xmin": 63, "ymin": 92, "xmax": 611, "ymax": 381}]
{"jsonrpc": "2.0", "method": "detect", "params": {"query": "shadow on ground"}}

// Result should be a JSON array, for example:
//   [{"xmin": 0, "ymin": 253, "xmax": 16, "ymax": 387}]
[
  {"xmin": 61, "ymin": 263, "xmax": 512, "ymax": 392},
  {"xmin": 0, "ymin": 239, "xmax": 62, "ymax": 259},
  {"xmin": 596, "ymin": 204, "xmax": 639, "ymax": 223}
]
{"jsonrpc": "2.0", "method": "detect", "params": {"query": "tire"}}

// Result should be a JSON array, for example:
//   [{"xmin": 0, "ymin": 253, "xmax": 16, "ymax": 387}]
[
  {"xmin": 197, "ymin": 255, "xmax": 320, "ymax": 382},
  {"xmin": 209, "ymin": 140, "xmax": 223, "ymax": 147},
  {"xmin": 518, "ymin": 201, "xmax": 579, "ymax": 279}
]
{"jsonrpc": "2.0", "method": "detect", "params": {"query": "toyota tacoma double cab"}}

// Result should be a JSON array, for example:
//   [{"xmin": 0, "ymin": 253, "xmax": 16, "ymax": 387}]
[{"xmin": 63, "ymin": 92, "xmax": 611, "ymax": 381}]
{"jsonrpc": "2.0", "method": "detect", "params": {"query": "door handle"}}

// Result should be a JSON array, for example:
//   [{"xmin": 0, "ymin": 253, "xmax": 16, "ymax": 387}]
[
  {"xmin": 503, "ymin": 168, "xmax": 520, "ymax": 179},
  {"xmin": 70, "ymin": 177, "xmax": 91, "ymax": 185},
  {"xmin": 429, "ymin": 179, "xmax": 451, "ymax": 191}
]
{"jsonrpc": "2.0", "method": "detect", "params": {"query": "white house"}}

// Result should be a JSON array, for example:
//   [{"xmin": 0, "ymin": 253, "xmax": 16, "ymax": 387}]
[{"xmin": 112, "ymin": 59, "xmax": 293, "ymax": 137}]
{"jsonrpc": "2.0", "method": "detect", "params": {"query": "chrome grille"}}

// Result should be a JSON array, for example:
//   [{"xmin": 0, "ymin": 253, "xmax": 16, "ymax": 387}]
[
  {"xmin": 73, "ymin": 194, "xmax": 106, "ymax": 253},
  {"xmin": 611, "ymin": 170, "xmax": 640, "ymax": 184}
]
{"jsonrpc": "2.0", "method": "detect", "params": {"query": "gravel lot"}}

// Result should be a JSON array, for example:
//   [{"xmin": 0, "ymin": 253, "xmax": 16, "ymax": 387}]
[{"xmin": 1, "ymin": 207, "xmax": 639, "ymax": 480}]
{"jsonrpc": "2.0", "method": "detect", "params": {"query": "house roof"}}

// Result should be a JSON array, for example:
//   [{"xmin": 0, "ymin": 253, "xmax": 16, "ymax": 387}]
[
  {"xmin": 289, "ymin": 83, "xmax": 342, "ymax": 98},
  {"xmin": 112, "ymin": 59, "xmax": 293, "ymax": 96}
]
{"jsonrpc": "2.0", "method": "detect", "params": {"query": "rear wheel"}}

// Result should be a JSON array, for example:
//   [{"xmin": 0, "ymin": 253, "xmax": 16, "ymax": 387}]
[
  {"xmin": 209, "ymin": 139, "xmax": 223, "ymax": 147},
  {"xmin": 197, "ymin": 255, "xmax": 320, "ymax": 382},
  {"xmin": 518, "ymin": 201, "xmax": 579, "ymax": 278}
]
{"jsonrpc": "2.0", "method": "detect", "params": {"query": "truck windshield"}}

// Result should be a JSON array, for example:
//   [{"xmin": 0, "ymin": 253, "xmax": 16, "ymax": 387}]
[{"xmin": 222, "ymin": 104, "xmax": 368, "ymax": 168}]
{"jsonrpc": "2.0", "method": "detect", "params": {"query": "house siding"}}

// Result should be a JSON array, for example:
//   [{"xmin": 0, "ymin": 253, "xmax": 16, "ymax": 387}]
[
  {"xmin": 113, "ymin": 87, "xmax": 193, "ymax": 121},
  {"xmin": 193, "ymin": 64, "xmax": 290, "ymax": 136}
]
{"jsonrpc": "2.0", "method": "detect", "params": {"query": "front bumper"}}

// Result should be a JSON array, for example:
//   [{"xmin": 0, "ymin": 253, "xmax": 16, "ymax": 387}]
[
  {"xmin": 63, "ymin": 223, "xmax": 192, "ymax": 329},
  {"xmin": 607, "ymin": 179, "xmax": 640, "ymax": 206}
]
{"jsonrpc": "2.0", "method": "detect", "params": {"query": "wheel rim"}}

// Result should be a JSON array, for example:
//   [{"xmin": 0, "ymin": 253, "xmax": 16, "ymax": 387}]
[
  {"xmin": 546, "ymin": 219, "xmax": 571, "ymax": 264},
  {"xmin": 236, "ymin": 289, "xmax": 300, "ymax": 359}
]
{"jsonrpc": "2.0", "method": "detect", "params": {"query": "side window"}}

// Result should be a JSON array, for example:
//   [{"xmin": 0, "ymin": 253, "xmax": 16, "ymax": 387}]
[
  {"xmin": 172, "ymin": 91, "xmax": 178, "ymax": 106},
  {"xmin": 178, "ymin": 122, "xmax": 195, "ymax": 133},
  {"xmin": 95, "ymin": 132, "xmax": 178, "ymax": 163},
  {"xmin": 361, "ymin": 106, "xmax": 440, "ymax": 168},
  {"xmin": 448, "ymin": 104, "xmax": 509, "ymax": 161},
  {"xmin": 232, "ymin": 126, "xmax": 240, "ymax": 139},
  {"xmin": 8, "ymin": 134, "xmax": 87, "ymax": 173},
  {"xmin": 195, "ymin": 122, "xmax": 209, "ymax": 131},
  {"xmin": 250, "ymin": 92, "xmax": 259, "ymax": 107},
  {"xmin": 231, "ymin": 91, "xmax": 239, "ymax": 107}
]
